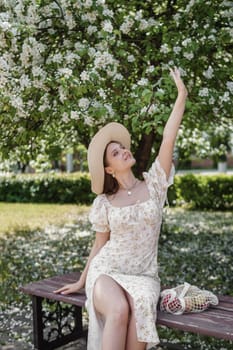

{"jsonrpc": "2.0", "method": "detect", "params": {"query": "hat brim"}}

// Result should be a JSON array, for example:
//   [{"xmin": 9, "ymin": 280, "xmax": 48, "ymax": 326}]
[{"xmin": 87, "ymin": 122, "xmax": 131, "ymax": 194}]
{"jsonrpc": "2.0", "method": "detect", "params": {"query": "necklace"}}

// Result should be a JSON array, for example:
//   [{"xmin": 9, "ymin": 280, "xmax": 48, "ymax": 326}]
[{"xmin": 121, "ymin": 179, "xmax": 138, "ymax": 196}]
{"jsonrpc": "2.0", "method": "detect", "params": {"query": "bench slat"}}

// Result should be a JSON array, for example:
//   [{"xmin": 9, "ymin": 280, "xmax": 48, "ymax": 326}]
[
  {"xmin": 157, "ymin": 308, "xmax": 233, "ymax": 340},
  {"xmin": 20, "ymin": 272, "xmax": 86, "ymax": 307},
  {"xmin": 20, "ymin": 273, "xmax": 233, "ymax": 341}
]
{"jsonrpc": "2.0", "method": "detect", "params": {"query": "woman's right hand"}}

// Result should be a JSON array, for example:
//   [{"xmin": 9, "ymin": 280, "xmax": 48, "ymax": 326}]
[{"xmin": 53, "ymin": 280, "xmax": 84, "ymax": 295}]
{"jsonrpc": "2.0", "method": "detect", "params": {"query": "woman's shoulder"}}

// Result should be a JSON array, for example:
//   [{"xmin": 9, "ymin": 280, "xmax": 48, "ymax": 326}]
[{"xmin": 92, "ymin": 193, "xmax": 108, "ymax": 207}]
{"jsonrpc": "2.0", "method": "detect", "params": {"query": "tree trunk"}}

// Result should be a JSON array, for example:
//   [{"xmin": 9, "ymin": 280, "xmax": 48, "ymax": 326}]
[{"xmin": 134, "ymin": 131, "xmax": 162, "ymax": 177}]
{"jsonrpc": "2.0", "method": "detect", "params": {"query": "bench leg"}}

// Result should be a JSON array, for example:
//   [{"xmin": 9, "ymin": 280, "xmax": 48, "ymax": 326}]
[
  {"xmin": 32, "ymin": 296, "xmax": 44, "ymax": 349},
  {"xmin": 32, "ymin": 296, "xmax": 87, "ymax": 350}
]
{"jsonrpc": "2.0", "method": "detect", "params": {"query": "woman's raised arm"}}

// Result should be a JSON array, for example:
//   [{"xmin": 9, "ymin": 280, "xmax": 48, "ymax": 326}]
[{"xmin": 158, "ymin": 67, "xmax": 188, "ymax": 178}]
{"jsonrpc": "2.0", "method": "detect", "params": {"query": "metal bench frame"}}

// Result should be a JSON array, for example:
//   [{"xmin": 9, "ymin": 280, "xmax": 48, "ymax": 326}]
[{"xmin": 20, "ymin": 272, "xmax": 233, "ymax": 350}]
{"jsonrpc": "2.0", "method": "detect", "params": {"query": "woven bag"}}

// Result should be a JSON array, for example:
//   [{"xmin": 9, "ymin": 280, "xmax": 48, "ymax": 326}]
[{"xmin": 160, "ymin": 282, "xmax": 219, "ymax": 315}]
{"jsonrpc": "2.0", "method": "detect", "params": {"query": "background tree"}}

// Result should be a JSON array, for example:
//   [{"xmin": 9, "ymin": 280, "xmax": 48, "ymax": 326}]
[{"xmin": 0, "ymin": 0, "xmax": 232, "ymax": 173}]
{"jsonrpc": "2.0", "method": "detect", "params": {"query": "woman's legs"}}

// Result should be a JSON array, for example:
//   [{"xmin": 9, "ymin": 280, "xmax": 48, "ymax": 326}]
[
  {"xmin": 93, "ymin": 275, "xmax": 129, "ymax": 350},
  {"xmin": 125, "ymin": 293, "xmax": 146, "ymax": 350}
]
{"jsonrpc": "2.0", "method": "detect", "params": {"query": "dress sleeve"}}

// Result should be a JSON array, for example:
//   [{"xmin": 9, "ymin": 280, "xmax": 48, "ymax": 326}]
[
  {"xmin": 89, "ymin": 195, "xmax": 110, "ymax": 233},
  {"xmin": 143, "ymin": 157, "xmax": 175, "ymax": 207}
]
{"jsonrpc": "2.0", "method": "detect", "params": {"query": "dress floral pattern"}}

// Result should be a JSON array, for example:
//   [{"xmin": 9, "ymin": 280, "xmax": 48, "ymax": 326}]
[{"xmin": 85, "ymin": 157, "xmax": 175, "ymax": 350}]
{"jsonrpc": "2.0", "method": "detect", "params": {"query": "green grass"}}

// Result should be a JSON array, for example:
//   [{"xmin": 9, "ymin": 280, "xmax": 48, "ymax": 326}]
[{"xmin": 0, "ymin": 202, "xmax": 89, "ymax": 236}]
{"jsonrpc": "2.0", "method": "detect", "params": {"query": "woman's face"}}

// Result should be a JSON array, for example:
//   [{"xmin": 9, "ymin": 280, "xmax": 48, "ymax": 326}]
[{"xmin": 104, "ymin": 142, "xmax": 135, "ymax": 175}]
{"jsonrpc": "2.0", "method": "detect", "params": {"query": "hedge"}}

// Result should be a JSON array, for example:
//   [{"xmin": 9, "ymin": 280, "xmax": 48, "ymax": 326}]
[
  {"xmin": 0, "ymin": 172, "xmax": 232, "ymax": 210},
  {"xmin": 168, "ymin": 173, "xmax": 233, "ymax": 210},
  {"xmin": 0, "ymin": 172, "xmax": 95, "ymax": 205}
]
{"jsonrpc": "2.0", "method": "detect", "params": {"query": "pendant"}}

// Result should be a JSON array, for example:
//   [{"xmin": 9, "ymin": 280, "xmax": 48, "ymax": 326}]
[{"xmin": 127, "ymin": 191, "xmax": 132, "ymax": 196}]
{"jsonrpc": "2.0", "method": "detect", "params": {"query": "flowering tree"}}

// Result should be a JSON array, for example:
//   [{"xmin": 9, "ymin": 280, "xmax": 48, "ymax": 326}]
[{"xmin": 0, "ymin": 0, "xmax": 232, "ymax": 173}]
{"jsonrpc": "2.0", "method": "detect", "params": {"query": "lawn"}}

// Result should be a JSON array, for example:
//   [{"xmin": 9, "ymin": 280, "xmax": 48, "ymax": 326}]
[
  {"xmin": 0, "ymin": 202, "xmax": 89, "ymax": 236},
  {"xmin": 0, "ymin": 205, "xmax": 232, "ymax": 349}
]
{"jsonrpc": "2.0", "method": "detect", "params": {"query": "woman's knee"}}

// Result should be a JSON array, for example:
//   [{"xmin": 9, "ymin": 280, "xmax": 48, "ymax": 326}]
[{"xmin": 93, "ymin": 275, "xmax": 129, "ymax": 324}]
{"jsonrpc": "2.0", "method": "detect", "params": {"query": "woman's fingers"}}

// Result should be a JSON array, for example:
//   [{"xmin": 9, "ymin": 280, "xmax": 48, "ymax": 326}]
[
  {"xmin": 53, "ymin": 284, "xmax": 72, "ymax": 294},
  {"xmin": 53, "ymin": 282, "xmax": 81, "ymax": 295},
  {"xmin": 170, "ymin": 67, "xmax": 180, "ymax": 79}
]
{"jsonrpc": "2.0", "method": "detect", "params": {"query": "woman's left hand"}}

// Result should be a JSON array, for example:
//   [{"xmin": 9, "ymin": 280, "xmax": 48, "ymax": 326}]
[{"xmin": 170, "ymin": 67, "xmax": 188, "ymax": 97}]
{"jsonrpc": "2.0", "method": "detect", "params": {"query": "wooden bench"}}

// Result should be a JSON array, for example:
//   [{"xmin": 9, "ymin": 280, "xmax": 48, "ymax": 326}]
[{"xmin": 20, "ymin": 272, "xmax": 233, "ymax": 350}]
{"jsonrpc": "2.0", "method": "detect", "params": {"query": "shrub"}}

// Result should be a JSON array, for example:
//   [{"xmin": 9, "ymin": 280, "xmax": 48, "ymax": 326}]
[
  {"xmin": 0, "ymin": 172, "xmax": 95, "ymax": 205},
  {"xmin": 0, "ymin": 172, "xmax": 232, "ymax": 210},
  {"xmin": 168, "ymin": 174, "xmax": 233, "ymax": 210}
]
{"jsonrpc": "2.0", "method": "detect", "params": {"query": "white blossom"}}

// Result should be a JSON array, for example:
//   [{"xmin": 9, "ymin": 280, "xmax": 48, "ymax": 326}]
[
  {"xmin": 185, "ymin": 0, "xmax": 195, "ymax": 12},
  {"xmin": 0, "ymin": 21, "xmax": 11, "ymax": 31},
  {"xmin": 183, "ymin": 52, "xmax": 194, "ymax": 60},
  {"xmin": 192, "ymin": 21, "xmax": 198, "ymax": 29},
  {"xmin": 209, "ymin": 96, "xmax": 215, "ymax": 105},
  {"xmin": 87, "ymin": 25, "xmax": 97, "ymax": 35},
  {"xmin": 0, "ymin": 57, "xmax": 9, "ymax": 71},
  {"xmin": 70, "ymin": 111, "xmax": 80, "ymax": 120},
  {"xmin": 32, "ymin": 67, "xmax": 46, "ymax": 78},
  {"xmin": 137, "ymin": 77, "xmax": 148, "ymax": 86},
  {"xmin": 203, "ymin": 66, "xmax": 214, "ymax": 79},
  {"xmin": 59, "ymin": 86, "xmax": 67, "ymax": 103},
  {"xmin": 208, "ymin": 34, "xmax": 216, "ymax": 41},
  {"xmin": 120, "ymin": 17, "xmax": 134, "ymax": 34},
  {"xmin": 19, "ymin": 74, "xmax": 31, "ymax": 89},
  {"xmin": 20, "ymin": 43, "xmax": 31, "ymax": 66},
  {"xmin": 127, "ymin": 55, "xmax": 135, "ymax": 63},
  {"xmin": 182, "ymin": 38, "xmax": 192, "ymax": 47},
  {"xmin": 199, "ymin": 88, "xmax": 209, "ymax": 97},
  {"xmin": 226, "ymin": 81, "xmax": 233, "ymax": 93},
  {"xmin": 103, "ymin": 8, "xmax": 114, "ymax": 18},
  {"xmin": 178, "ymin": 67, "xmax": 187, "ymax": 76},
  {"xmin": 102, "ymin": 20, "xmax": 113, "ymax": 33},
  {"xmin": 88, "ymin": 47, "xmax": 96, "ymax": 57},
  {"xmin": 98, "ymin": 88, "xmax": 106, "ymax": 99},
  {"xmin": 146, "ymin": 65, "xmax": 155, "ymax": 73},
  {"xmin": 58, "ymin": 68, "xmax": 73, "ymax": 78},
  {"xmin": 94, "ymin": 51, "xmax": 116, "ymax": 69},
  {"xmin": 81, "ymin": 11, "xmax": 97, "ymax": 23},
  {"xmin": 10, "ymin": 95, "xmax": 23, "ymax": 109},
  {"xmin": 173, "ymin": 13, "xmax": 181, "ymax": 24},
  {"xmin": 52, "ymin": 53, "xmax": 63, "ymax": 63},
  {"xmin": 135, "ymin": 11, "xmax": 143, "ymax": 21},
  {"xmin": 74, "ymin": 42, "xmax": 85, "ymax": 51},
  {"xmin": 114, "ymin": 73, "xmax": 124, "ymax": 80},
  {"xmin": 38, "ymin": 103, "xmax": 48, "ymax": 113},
  {"xmin": 26, "ymin": 4, "xmax": 40, "ymax": 25},
  {"xmin": 141, "ymin": 103, "xmax": 158, "ymax": 115},
  {"xmin": 220, "ymin": 91, "xmax": 230, "ymax": 103},
  {"xmin": 62, "ymin": 112, "xmax": 69, "ymax": 123},
  {"xmin": 139, "ymin": 19, "xmax": 149, "ymax": 31},
  {"xmin": 83, "ymin": 0, "xmax": 93, "ymax": 8},
  {"xmin": 78, "ymin": 98, "xmax": 90, "ymax": 109},
  {"xmin": 80, "ymin": 71, "xmax": 90, "ymax": 81},
  {"xmin": 84, "ymin": 115, "xmax": 94, "ymax": 126},
  {"xmin": 65, "ymin": 52, "xmax": 79, "ymax": 64},
  {"xmin": 173, "ymin": 46, "xmax": 182, "ymax": 54},
  {"xmin": 104, "ymin": 103, "xmax": 114, "ymax": 116},
  {"xmin": 160, "ymin": 44, "xmax": 169, "ymax": 54}
]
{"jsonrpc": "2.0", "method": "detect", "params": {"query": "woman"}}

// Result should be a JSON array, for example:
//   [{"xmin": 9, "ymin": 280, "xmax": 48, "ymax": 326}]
[{"xmin": 54, "ymin": 68, "xmax": 188, "ymax": 350}]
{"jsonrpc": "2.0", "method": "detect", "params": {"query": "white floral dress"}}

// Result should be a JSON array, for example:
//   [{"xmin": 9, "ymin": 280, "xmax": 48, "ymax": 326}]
[{"xmin": 85, "ymin": 158, "xmax": 175, "ymax": 350}]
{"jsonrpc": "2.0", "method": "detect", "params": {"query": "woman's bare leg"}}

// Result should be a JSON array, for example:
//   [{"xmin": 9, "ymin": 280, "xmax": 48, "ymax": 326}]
[
  {"xmin": 125, "ymin": 293, "xmax": 146, "ymax": 350},
  {"xmin": 93, "ymin": 275, "xmax": 129, "ymax": 350}
]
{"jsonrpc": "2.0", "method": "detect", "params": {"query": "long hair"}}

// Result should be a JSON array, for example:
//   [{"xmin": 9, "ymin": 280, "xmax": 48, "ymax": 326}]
[{"xmin": 103, "ymin": 141, "xmax": 119, "ymax": 195}]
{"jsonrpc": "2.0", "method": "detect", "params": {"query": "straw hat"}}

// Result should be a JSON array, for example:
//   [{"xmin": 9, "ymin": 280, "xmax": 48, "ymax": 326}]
[{"xmin": 87, "ymin": 122, "xmax": 131, "ymax": 194}]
